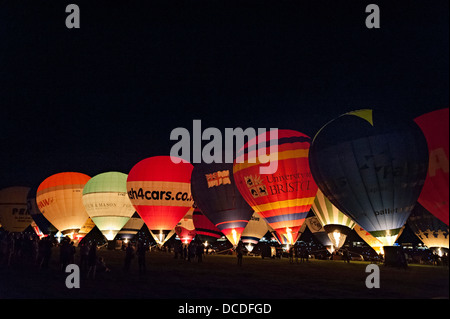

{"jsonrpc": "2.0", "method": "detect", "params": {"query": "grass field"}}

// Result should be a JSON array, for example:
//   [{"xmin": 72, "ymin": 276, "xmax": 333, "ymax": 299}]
[{"xmin": 0, "ymin": 248, "xmax": 448, "ymax": 299}]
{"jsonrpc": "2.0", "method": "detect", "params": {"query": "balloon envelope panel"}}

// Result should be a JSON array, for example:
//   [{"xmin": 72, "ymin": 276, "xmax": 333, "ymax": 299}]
[
  {"xmin": 414, "ymin": 108, "xmax": 449, "ymax": 226},
  {"xmin": 309, "ymin": 109, "xmax": 429, "ymax": 246}
]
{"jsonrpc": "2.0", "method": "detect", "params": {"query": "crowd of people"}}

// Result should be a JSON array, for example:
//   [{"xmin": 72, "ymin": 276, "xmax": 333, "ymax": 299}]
[
  {"xmin": 171, "ymin": 238, "xmax": 206, "ymax": 263},
  {"xmin": 1, "ymin": 230, "xmax": 448, "ymax": 279},
  {"xmin": 0, "ymin": 232, "xmax": 46, "ymax": 268},
  {"xmin": 288, "ymin": 245, "xmax": 312, "ymax": 263},
  {"xmin": 0, "ymin": 231, "xmax": 144, "ymax": 279}
]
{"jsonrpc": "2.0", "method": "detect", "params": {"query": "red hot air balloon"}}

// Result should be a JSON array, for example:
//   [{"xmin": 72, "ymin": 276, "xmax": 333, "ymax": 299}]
[
  {"xmin": 192, "ymin": 205, "xmax": 223, "ymax": 243},
  {"xmin": 175, "ymin": 207, "xmax": 197, "ymax": 245},
  {"xmin": 127, "ymin": 156, "xmax": 194, "ymax": 246},
  {"xmin": 414, "ymin": 108, "xmax": 449, "ymax": 225},
  {"xmin": 233, "ymin": 129, "xmax": 319, "ymax": 246}
]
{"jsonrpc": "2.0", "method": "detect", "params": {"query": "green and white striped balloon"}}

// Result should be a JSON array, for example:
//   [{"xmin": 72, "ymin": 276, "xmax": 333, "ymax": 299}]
[{"xmin": 311, "ymin": 189, "xmax": 356, "ymax": 250}]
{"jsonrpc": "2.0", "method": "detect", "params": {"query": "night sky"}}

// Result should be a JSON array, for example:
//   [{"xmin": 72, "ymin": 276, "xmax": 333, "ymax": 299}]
[{"xmin": 0, "ymin": 0, "xmax": 448, "ymax": 189}]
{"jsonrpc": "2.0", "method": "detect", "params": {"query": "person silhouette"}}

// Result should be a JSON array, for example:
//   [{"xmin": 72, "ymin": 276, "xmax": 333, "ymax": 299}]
[
  {"xmin": 236, "ymin": 243, "xmax": 243, "ymax": 266},
  {"xmin": 86, "ymin": 242, "xmax": 97, "ymax": 279},
  {"xmin": 137, "ymin": 241, "xmax": 147, "ymax": 274}
]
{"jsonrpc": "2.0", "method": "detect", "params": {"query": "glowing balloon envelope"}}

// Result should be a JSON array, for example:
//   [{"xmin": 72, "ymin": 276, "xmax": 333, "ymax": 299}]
[
  {"xmin": 192, "ymin": 206, "xmax": 223, "ymax": 243},
  {"xmin": 175, "ymin": 207, "xmax": 197, "ymax": 245},
  {"xmin": 118, "ymin": 212, "xmax": 144, "ymax": 240},
  {"xmin": 354, "ymin": 225, "xmax": 385, "ymax": 255},
  {"xmin": 408, "ymin": 203, "xmax": 449, "ymax": 252},
  {"xmin": 127, "ymin": 156, "xmax": 194, "ymax": 246},
  {"xmin": 27, "ymin": 187, "xmax": 57, "ymax": 235},
  {"xmin": 36, "ymin": 172, "xmax": 91, "ymax": 237},
  {"xmin": 191, "ymin": 161, "xmax": 254, "ymax": 247},
  {"xmin": 304, "ymin": 216, "xmax": 333, "ymax": 253},
  {"xmin": 233, "ymin": 129, "xmax": 319, "ymax": 245},
  {"xmin": 0, "ymin": 186, "xmax": 33, "ymax": 232},
  {"xmin": 311, "ymin": 189, "xmax": 356, "ymax": 250},
  {"xmin": 309, "ymin": 109, "xmax": 429, "ymax": 246},
  {"xmin": 414, "ymin": 108, "xmax": 449, "ymax": 226},
  {"xmin": 83, "ymin": 172, "xmax": 135, "ymax": 240},
  {"xmin": 241, "ymin": 212, "xmax": 272, "ymax": 252}
]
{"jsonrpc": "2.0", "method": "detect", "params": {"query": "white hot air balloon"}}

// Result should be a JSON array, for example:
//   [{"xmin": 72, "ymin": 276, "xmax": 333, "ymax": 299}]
[
  {"xmin": 82, "ymin": 172, "xmax": 135, "ymax": 241},
  {"xmin": 241, "ymin": 212, "xmax": 271, "ymax": 252}
]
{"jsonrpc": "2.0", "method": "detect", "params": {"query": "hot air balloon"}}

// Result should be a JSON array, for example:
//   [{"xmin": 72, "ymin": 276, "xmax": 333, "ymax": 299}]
[
  {"xmin": 117, "ymin": 212, "xmax": 145, "ymax": 240},
  {"xmin": 304, "ymin": 216, "xmax": 334, "ymax": 253},
  {"xmin": 82, "ymin": 172, "xmax": 135, "ymax": 241},
  {"xmin": 354, "ymin": 225, "xmax": 385, "ymax": 255},
  {"xmin": 192, "ymin": 206, "xmax": 223, "ymax": 244},
  {"xmin": 0, "ymin": 186, "xmax": 33, "ymax": 232},
  {"xmin": 241, "ymin": 212, "xmax": 271, "ymax": 252},
  {"xmin": 27, "ymin": 187, "xmax": 58, "ymax": 235},
  {"xmin": 233, "ymin": 129, "xmax": 319, "ymax": 246},
  {"xmin": 311, "ymin": 189, "xmax": 356, "ymax": 251},
  {"xmin": 36, "ymin": 172, "xmax": 91, "ymax": 239},
  {"xmin": 78, "ymin": 217, "xmax": 96, "ymax": 240},
  {"xmin": 127, "ymin": 156, "xmax": 194, "ymax": 246},
  {"xmin": 309, "ymin": 109, "xmax": 429, "ymax": 247},
  {"xmin": 408, "ymin": 203, "xmax": 449, "ymax": 256},
  {"xmin": 414, "ymin": 108, "xmax": 449, "ymax": 226},
  {"xmin": 175, "ymin": 207, "xmax": 197, "ymax": 245},
  {"xmin": 191, "ymin": 161, "xmax": 254, "ymax": 247},
  {"xmin": 30, "ymin": 220, "xmax": 45, "ymax": 238}
]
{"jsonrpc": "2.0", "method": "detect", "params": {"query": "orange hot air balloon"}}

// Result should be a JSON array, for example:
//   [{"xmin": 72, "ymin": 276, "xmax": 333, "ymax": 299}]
[
  {"xmin": 233, "ymin": 129, "xmax": 319, "ymax": 246},
  {"xmin": 127, "ymin": 156, "xmax": 194, "ymax": 246},
  {"xmin": 414, "ymin": 108, "xmax": 449, "ymax": 226},
  {"xmin": 36, "ymin": 172, "xmax": 91, "ymax": 237}
]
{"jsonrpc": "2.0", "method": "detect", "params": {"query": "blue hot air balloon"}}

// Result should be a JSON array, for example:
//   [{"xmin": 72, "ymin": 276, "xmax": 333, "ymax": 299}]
[
  {"xmin": 191, "ymin": 161, "xmax": 254, "ymax": 247},
  {"xmin": 309, "ymin": 109, "xmax": 429, "ymax": 247}
]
